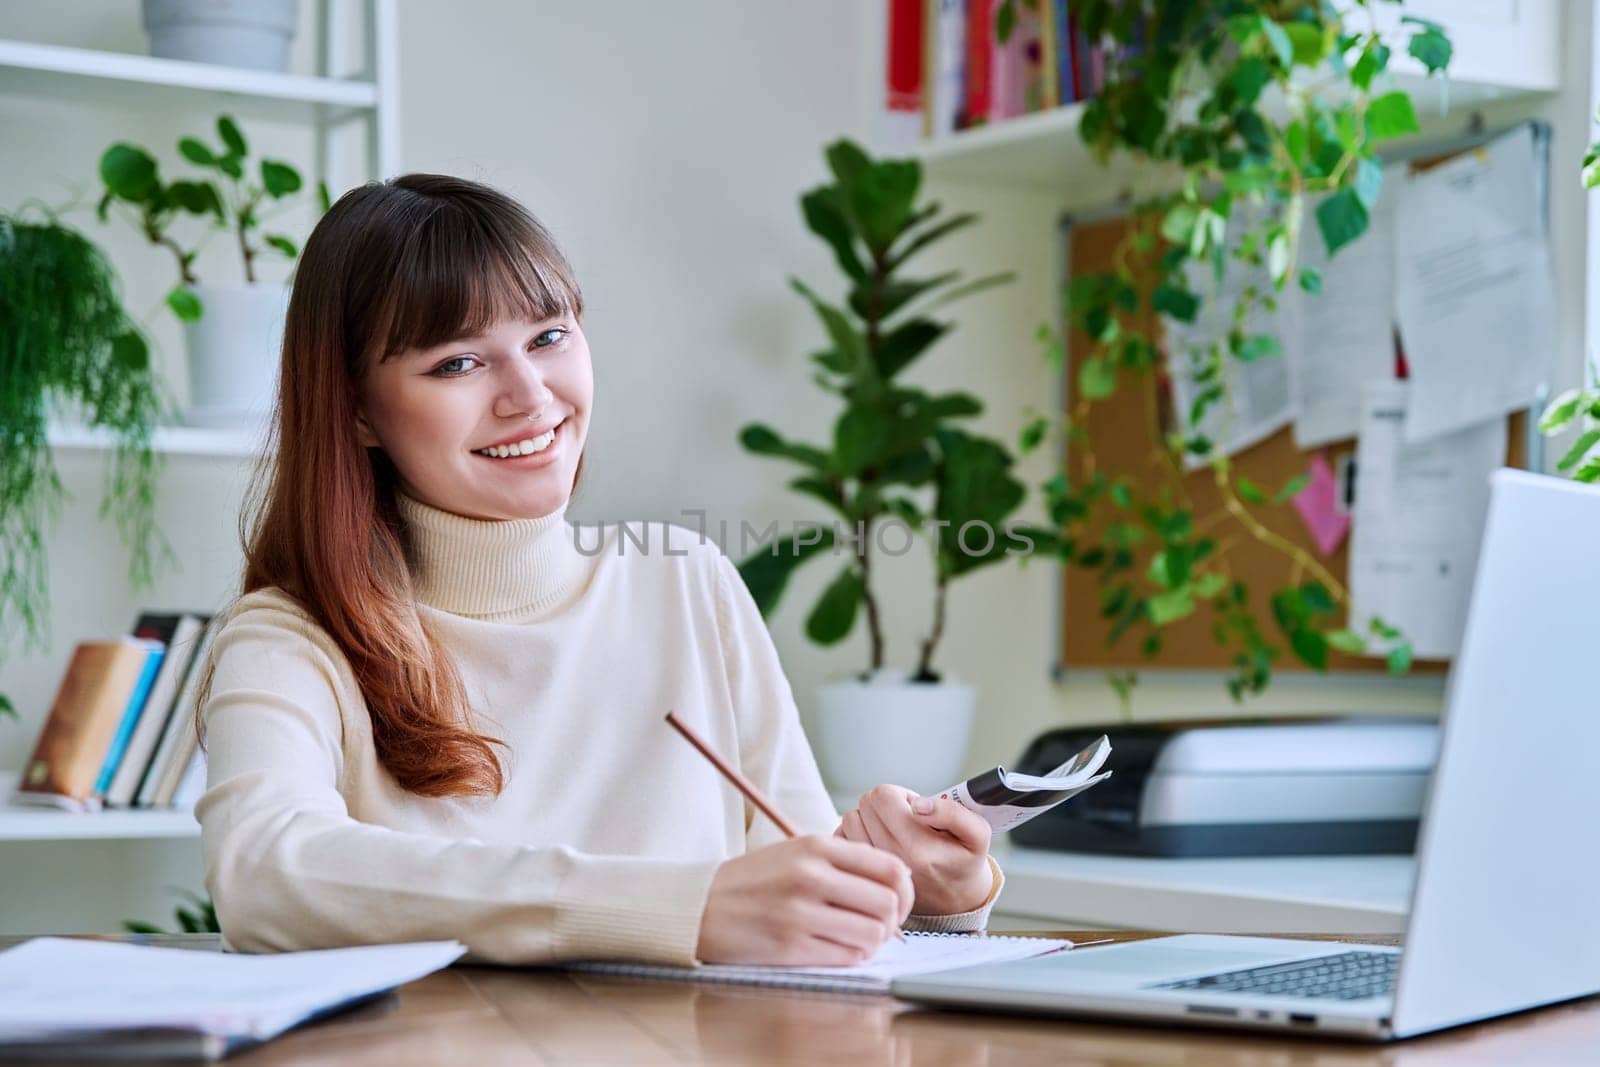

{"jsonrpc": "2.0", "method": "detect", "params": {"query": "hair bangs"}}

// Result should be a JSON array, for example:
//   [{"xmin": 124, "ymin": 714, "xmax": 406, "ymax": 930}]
[{"xmin": 373, "ymin": 197, "xmax": 583, "ymax": 363}]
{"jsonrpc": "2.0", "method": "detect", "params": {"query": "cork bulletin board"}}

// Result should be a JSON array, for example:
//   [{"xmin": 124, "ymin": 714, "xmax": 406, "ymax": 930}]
[{"xmin": 1054, "ymin": 132, "xmax": 1540, "ymax": 677}]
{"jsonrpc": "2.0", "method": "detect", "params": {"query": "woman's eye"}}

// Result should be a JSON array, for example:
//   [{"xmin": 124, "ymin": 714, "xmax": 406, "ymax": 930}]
[
  {"xmin": 532, "ymin": 327, "xmax": 568, "ymax": 349},
  {"xmin": 430, "ymin": 356, "xmax": 479, "ymax": 377}
]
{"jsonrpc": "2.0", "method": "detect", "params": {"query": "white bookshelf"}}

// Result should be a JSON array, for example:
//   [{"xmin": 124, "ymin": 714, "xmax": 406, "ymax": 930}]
[
  {"xmin": 0, "ymin": 773, "xmax": 199, "ymax": 842},
  {"xmin": 907, "ymin": 1, "xmax": 1560, "ymax": 201}
]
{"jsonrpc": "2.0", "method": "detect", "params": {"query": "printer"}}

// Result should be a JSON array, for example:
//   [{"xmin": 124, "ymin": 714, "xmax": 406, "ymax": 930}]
[{"xmin": 1009, "ymin": 718, "xmax": 1439, "ymax": 857}]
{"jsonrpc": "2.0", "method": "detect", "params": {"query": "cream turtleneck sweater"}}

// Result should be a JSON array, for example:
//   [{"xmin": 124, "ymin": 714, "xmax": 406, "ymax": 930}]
[{"xmin": 195, "ymin": 496, "xmax": 1001, "ymax": 965}]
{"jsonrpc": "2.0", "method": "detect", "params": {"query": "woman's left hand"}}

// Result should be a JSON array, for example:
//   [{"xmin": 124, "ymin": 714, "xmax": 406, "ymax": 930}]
[{"xmin": 836, "ymin": 784, "xmax": 994, "ymax": 916}]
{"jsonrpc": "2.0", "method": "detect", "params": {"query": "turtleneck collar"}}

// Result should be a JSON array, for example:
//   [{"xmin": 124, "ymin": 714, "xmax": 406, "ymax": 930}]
[{"xmin": 397, "ymin": 492, "xmax": 586, "ymax": 619}]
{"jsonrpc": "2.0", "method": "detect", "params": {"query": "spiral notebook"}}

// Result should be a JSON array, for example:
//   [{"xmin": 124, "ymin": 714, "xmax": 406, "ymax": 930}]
[{"xmin": 565, "ymin": 931, "xmax": 1071, "ymax": 994}]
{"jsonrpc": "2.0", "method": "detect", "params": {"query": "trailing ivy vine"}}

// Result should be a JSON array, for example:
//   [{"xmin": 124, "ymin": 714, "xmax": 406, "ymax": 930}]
[{"xmin": 997, "ymin": 0, "xmax": 1451, "ymax": 699}]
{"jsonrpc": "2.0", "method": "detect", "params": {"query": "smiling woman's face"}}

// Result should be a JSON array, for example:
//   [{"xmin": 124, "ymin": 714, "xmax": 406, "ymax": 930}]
[{"xmin": 356, "ymin": 314, "xmax": 593, "ymax": 521}]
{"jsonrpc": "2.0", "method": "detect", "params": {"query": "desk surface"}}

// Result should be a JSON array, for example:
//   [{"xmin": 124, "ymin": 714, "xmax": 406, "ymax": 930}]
[{"xmin": 9, "ymin": 932, "xmax": 1599, "ymax": 1064}]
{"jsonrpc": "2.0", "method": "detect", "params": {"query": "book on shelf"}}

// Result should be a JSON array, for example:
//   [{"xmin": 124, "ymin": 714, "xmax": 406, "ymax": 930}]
[
  {"xmin": 104, "ymin": 613, "xmax": 208, "ymax": 808},
  {"xmin": 901, "ymin": 0, "xmax": 1125, "ymax": 138},
  {"xmin": 137, "ymin": 617, "xmax": 220, "ymax": 809},
  {"xmin": 14, "ymin": 640, "xmax": 158, "ymax": 812},
  {"xmin": 13, "ymin": 610, "xmax": 219, "ymax": 814}
]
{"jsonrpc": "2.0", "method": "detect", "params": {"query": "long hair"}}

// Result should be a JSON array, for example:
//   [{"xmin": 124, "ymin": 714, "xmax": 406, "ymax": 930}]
[{"xmin": 197, "ymin": 173, "xmax": 585, "ymax": 797}]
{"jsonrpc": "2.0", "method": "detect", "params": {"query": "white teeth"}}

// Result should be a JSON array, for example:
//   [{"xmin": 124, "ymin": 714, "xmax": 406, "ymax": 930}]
[{"xmin": 475, "ymin": 428, "xmax": 557, "ymax": 459}]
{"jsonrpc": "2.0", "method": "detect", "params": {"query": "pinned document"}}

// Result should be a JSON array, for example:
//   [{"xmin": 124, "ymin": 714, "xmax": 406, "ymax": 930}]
[
  {"xmin": 1393, "ymin": 124, "xmax": 1556, "ymax": 444},
  {"xmin": 1166, "ymin": 232, "xmax": 1297, "ymax": 469},
  {"xmin": 1348, "ymin": 381, "xmax": 1504, "ymax": 659},
  {"xmin": 1289, "ymin": 192, "xmax": 1399, "ymax": 448}
]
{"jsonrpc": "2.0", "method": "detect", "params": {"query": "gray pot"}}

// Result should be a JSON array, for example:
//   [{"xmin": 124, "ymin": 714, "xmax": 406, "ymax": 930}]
[{"xmin": 141, "ymin": 0, "xmax": 298, "ymax": 72}]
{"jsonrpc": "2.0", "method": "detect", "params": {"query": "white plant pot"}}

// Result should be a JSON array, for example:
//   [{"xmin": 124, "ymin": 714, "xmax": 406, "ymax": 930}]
[
  {"xmin": 181, "ymin": 282, "xmax": 287, "ymax": 431},
  {"xmin": 811, "ymin": 671, "xmax": 977, "ymax": 800},
  {"xmin": 141, "ymin": 0, "xmax": 298, "ymax": 72}
]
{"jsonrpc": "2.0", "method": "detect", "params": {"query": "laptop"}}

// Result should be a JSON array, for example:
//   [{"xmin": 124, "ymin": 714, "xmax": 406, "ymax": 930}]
[{"xmin": 894, "ymin": 469, "xmax": 1600, "ymax": 1040}]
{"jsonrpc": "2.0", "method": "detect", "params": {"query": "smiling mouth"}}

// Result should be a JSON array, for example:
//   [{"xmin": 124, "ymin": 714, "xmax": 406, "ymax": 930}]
[{"xmin": 471, "ymin": 421, "xmax": 564, "ymax": 459}]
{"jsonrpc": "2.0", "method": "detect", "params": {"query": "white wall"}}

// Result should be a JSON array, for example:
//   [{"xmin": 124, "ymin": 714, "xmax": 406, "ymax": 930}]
[{"xmin": 0, "ymin": 1, "xmax": 1590, "ymax": 931}]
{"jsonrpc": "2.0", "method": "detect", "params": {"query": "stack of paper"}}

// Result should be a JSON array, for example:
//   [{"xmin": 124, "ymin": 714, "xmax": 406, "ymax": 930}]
[{"xmin": 0, "ymin": 938, "xmax": 464, "ymax": 1061}]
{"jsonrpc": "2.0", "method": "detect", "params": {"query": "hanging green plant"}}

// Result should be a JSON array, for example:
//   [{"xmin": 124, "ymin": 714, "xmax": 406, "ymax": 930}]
[
  {"xmin": 0, "ymin": 209, "xmax": 171, "ymax": 721},
  {"xmin": 994, "ymin": 0, "xmax": 1451, "ymax": 700}
]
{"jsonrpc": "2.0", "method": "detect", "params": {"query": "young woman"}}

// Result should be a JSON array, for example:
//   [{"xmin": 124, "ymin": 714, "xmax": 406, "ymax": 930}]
[{"xmin": 194, "ymin": 173, "xmax": 1003, "ymax": 967}]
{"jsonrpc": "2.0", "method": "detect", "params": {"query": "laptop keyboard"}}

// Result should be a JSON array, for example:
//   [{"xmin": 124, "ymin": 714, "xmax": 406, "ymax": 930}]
[{"xmin": 1150, "ymin": 950, "xmax": 1398, "ymax": 1002}]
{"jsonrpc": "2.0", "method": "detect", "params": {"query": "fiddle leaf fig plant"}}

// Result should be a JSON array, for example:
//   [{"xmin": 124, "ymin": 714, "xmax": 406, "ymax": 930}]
[
  {"xmin": 738, "ymin": 139, "xmax": 1029, "ymax": 682},
  {"xmin": 96, "ymin": 114, "xmax": 329, "ymax": 323},
  {"xmin": 994, "ymin": 0, "xmax": 1450, "ymax": 700}
]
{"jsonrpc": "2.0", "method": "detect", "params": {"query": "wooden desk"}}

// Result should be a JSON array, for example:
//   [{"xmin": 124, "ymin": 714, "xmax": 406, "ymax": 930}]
[{"xmin": 7, "ymin": 932, "xmax": 1600, "ymax": 1064}]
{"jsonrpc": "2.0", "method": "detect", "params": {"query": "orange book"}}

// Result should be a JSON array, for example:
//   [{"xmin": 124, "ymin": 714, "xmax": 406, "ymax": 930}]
[{"xmin": 14, "ymin": 640, "xmax": 152, "ymax": 811}]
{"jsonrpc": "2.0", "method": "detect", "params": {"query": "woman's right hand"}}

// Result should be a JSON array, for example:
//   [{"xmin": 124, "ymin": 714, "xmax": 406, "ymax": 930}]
[{"xmin": 695, "ymin": 835, "xmax": 915, "ymax": 965}]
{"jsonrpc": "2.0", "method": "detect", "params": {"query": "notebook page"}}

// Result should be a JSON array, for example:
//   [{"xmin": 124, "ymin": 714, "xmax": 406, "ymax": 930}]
[
  {"xmin": 774, "ymin": 931, "xmax": 1071, "ymax": 982},
  {"xmin": 0, "ymin": 938, "xmax": 465, "ymax": 1042}
]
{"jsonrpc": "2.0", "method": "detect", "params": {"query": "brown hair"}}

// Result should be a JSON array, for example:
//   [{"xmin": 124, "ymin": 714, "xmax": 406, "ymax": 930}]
[{"xmin": 198, "ymin": 173, "xmax": 585, "ymax": 797}]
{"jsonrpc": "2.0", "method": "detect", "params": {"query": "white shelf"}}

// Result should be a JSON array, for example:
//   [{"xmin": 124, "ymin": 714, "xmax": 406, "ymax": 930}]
[
  {"xmin": 911, "ymin": 73, "xmax": 1550, "ymax": 201},
  {"xmin": 0, "ymin": 38, "xmax": 376, "ymax": 123},
  {"xmin": 48, "ymin": 423, "xmax": 265, "ymax": 459},
  {"xmin": 0, "ymin": 774, "xmax": 200, "ymax": 842},
  {"xmin": 993, "ymin": 842, "xmax": 1413, "ymax": 934}
]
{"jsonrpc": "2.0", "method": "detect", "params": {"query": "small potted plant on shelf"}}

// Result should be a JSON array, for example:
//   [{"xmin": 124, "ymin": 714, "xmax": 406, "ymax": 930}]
[
  {"xmin": 96, "ymin": 114, "xmax": 327, "ymax": 432},
  {"xmin": 0, "ymin": 208, "xmax": 170, "ymax": 723},
  {"xmin": 738, "ymin": 139, "xmax": 1028, "ymax": 797}
]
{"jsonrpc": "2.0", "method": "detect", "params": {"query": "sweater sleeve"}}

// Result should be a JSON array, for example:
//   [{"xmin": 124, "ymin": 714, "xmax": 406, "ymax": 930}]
[
  {"xmin": 195, "ymin": 599, "xmax": 720, "ymax": 966},
  {"xmin": 711, "ymin": 556, "xmax": 1000, "ymax": 931}
]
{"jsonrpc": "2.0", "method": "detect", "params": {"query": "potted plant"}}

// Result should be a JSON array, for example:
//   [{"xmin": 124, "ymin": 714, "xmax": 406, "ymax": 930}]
[
  {"xmin": 994, "ymin": 1, "xmax": 1453, "ymax": 701},
  {"xmin": 737, "ymin": 139, "xmax": 1026, "ymax": 796},
  {"xmin": 0, "ymin": 209, "xmax": 169, "ymax": 722},
  {"xmin": 141, "ymin": 0, "xmax": 299, "ymax": 73},
  {"xmin": 96, "ymin": 114, "xmax": 326, "ymax": 431}
]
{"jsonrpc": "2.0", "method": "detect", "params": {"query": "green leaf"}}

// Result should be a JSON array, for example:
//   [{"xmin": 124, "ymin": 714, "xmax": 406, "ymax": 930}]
[
  {"xmin": 1019, "ymin": 416, "xmax": 1049, "ymax": 454},
  {"xmin": 1367, "ymin": 91, "xmax": 1420, "ymax": 141},
  {"xmin": 1160, "ymin": 203, "xmax": 1198, "ymax": 245},
  {"xmin": 739, "ymin": 423, "xmax": 831, "ymax": 471},
  {"xmin": 1406, "ymin": 24, "xmax": 1453, "ymax": 74},
  {"xmin": 1193, "ymin": 573, "xmax": 1228, "ymax": 599},
  {"xmin": 1272, "ymin": 473, "xmax": 1310, "ymax": 503},
  {"xmin": 790, "ymin": 278, "xmax": 871, "ymax": 383},
  {"xmin": 1148, "ymin": 588, "xmax": 1197, "ymax": 625},
  {"xmin": 166, "ymin": 286, "xmax": 203, "ymax": 322},
  {"xmin": 1539, "ymin": 388, "xmax": 1584, "ymax": 433},
  {"xmin": 99, "ymin": 144, "xmax": 160, "ymax": 201},
  {"xmin": 834, "ymin": 405, "xmax": 891, "ymax": 475},
  {"xmin": 1387, "ymin": 643, "xmax": 1414, "ymax": 674},
  {"xmin": 995, "ymin": 0, "xmax": 1015, "ymax": 43},
  {"xmin": 737, "ymin": 529, "xmax": 838, "ymax": 615},
  {"xmin": 1235, "ymin": 334, "xmax": 1281, "ymax": 362},
  {"xmin": 806, "ymin": 565, "xmax": 862, "ymax": 645},
  {"xmin": 317, "ymin": 179, "xmax": 333, "ymax": 214},
  {"xmin": 219, "ymin": 155, "xmax": 243, "ymax": 180},
  {"xmin": 1353, "ymin": 157, "xmax": 1384, "ymax": 210},
  {"xmin": 178, "ymin": 137, "xmax": 217, "ymax": 166},
  {"xmin": 801, "ymin": 187, "xmax": 869, "ymax": 283},
  {"xmin": 1283, "ymin": 23, "xmax": 1325, "ymax": 66},
  {"xmin": 260, "ymin": 159, "xmax": 302, "ymax": 198},
  {"xmin": 166, "ymin": 180, "xmax": 219, "ymax": 216},
  {"xmin": 1583, "ymin": 149, "xmax": 1600, "ymax": 190},
  {"xmin": 1315, "ymin": 188, "xmax": 1369, "ymax": 256},
  {"xmin": 876, "ymin": 318, "xmax": 947, "ymax": 379},
  {"xmin": 1152, "ymin": 283, "xmax": 1200, "ymax": 322},
  {"xmin": 1078, "ymin": 356, "xmax": 1117, "ymax": 400},
  {"xmin": 1557, "ymin": 429, "xmax": 1600, "ymax": 471},
  {"xmin": 1291, "ymin": 628, "xmax": 1330, "ymax": 671},
  {"xmin": 1299, "ymin": 582, "xmax": 1336, "ymax": 615},
  {"xmin": 1298, "ymin": 267, "xmax": 1322, "ymax": 294},
  {"xmin": 1259, "ymin": 18, "xmax": 1292, "ymax": 68},
  {"xmin": 1351, "ymin": 41, "xmax": 1391, "ymax": 91},
  {"xmin": 264, "ymin": 234, "xmax": 298, "ymax": 258},
  {"xmin": 217, "ymin": 114, "xmax": 247, "ymax": 157},
  {"xmin": 1237, "ymin": 476, "xmax": 1268, "ymax": 504},
  {"xmin": 926, "ymin": 391, "xmax": 982, "ymax": 419},
  {"xmin": 1327, "ymin": 628, "xmax": 1367, "ymax": 654}
]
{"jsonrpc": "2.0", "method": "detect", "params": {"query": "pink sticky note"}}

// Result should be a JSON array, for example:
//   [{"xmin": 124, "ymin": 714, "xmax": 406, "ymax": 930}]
[{"xmin": 1292, "ymin": 454, "xmax": 1350, "ymax": 557}]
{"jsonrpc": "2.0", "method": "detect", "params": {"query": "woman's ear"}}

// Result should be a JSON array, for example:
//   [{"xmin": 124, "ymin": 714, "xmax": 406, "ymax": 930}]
[{"xmin": 353, "ymin": 408, "xmax": 382, "ymax": 449}]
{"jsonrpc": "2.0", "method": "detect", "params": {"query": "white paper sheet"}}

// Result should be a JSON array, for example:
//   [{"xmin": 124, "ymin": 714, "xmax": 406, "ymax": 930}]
[
  {"xmin": 1166, "ymin": 221, "xmax": 1298, "ymax": 468},
  {"xmin": 1348, "ymin": 381, "xmax": 1505, "ymax": 659},
  {"xmin": 1290, "ymin": 191, "xmax": 1399, "ymax": 448},
  {"xmin": 0, "ymin": 938, "xmax": 465, "ymax": 1043},
  {"xmin": 1393, "ymin": 124, "xmax": 1556, "ymax": 444}
]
